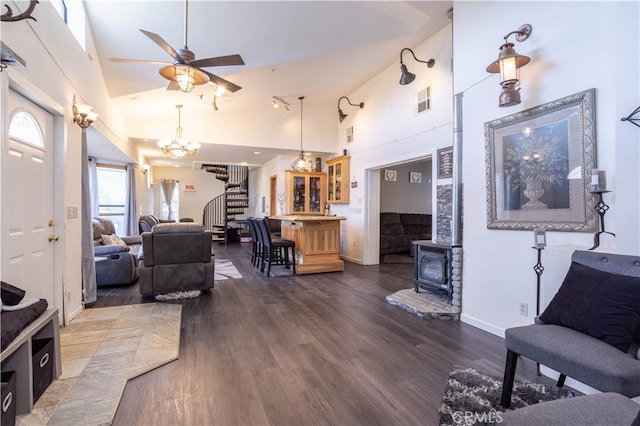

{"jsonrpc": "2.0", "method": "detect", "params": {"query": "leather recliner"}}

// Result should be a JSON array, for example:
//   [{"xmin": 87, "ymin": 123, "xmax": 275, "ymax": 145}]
[{"xmin": 138, "ymin": 223, "xmax": 214, "ymax": 295}]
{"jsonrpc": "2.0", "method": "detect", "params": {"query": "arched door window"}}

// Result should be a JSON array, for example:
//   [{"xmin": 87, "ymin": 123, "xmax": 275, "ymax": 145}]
[{"xmin": 8, "ymin": 110, "xmax": 45, "ymax": 149}]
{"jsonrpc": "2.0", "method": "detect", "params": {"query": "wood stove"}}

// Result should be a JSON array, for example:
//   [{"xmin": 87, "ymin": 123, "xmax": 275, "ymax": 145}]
[{"xmin": 412, "ymin": 240, "xmax": 460, "ymax": 301}]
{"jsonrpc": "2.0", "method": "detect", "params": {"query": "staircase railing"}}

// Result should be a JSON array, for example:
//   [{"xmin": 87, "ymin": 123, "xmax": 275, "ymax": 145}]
[{"xmin": 201, "ymin": 164, "xmax": 250, "ymax": 244}]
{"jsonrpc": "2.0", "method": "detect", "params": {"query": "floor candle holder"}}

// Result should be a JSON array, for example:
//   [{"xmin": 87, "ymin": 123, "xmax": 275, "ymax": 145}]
[{"xmin": 589, "ymin": 190, "xmax": 615, "ymax": 250}]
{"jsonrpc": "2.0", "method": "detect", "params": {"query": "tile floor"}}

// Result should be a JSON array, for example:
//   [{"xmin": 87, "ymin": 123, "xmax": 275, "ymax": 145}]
[
  {"xmin": 386, "ymin": 288, "xmax": 460, "ymax": 320},
  {"xmin": 17, "ymin": 303, "xmax": 182, "ymax": 425}
]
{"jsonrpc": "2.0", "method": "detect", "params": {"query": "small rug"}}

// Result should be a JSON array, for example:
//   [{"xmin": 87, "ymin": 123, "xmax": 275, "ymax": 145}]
[
  {"xmin": 439, "ymin": 367, "xmax": 581, "ymax": 426},
  {"xmin": 386, "ymin": 288, "xmax": 459, "ymax": 320},
  {"xmin": 155, "ymin": 290, "xmax": 202, "ymax": 301},
  {"xmin": 215, "ymin": 258, "xmax": 243, "ymax": 280},
  {"xmin": 269, "ymin": 265, "xmax": 295, "ymax": 277}
]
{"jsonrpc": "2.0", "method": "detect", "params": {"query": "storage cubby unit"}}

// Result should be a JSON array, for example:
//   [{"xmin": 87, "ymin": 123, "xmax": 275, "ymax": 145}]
[{"xmin": 0, "ymin": 309, "xmax": 61, "ymax": 416}]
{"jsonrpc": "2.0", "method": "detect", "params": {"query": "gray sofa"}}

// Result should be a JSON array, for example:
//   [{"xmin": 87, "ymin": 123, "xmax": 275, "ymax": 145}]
[
  {"xmin": 501, "ymin": 250, "xmax": 640, "ymax": 408},
  {"xmin": 379, "ymin": 212, "xmax": 432, "ymax": 256},
  {"xmin": 92, "ymin": 218, "xmax": 141, "ymax": 286},
  {"xmin": 501, "ymin": 392, "xmax": 640, "ymax": 425},
  {"xmin": 138, "ymin": 223, "xmax": 214, "ymax": 295}
]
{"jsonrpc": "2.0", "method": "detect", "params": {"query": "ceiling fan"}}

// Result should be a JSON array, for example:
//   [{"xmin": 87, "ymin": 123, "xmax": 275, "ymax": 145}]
[{"xmin": 109, "ymin": 0, "xmax": 244, "ymax": 93}]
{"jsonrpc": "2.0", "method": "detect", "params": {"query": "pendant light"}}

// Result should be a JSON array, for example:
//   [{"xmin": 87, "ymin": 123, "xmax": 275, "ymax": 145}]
[{"xmin": 291, "ymin": 96, "xmax": 312, "ymax": 171}]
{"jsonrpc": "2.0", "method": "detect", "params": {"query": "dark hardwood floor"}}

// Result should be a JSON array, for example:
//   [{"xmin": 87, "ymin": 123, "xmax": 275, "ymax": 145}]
[{"xmin": 90, "ymin": 243, "xmax": 549, "ymax": 425}]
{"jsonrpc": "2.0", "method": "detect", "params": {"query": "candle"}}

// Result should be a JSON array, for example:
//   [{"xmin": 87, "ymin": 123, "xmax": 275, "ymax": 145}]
[{"xmin": 590, "ymin": 169, "xmax": 606, "ymax": 192}]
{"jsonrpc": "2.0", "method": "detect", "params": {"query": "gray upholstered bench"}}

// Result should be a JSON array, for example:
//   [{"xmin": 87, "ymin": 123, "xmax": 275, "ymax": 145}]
[
  {"xmin": 501, "ymin": 250, "xmax": 640, "ymax": 408},
  {"xmin": 501, "ymin": 393, "xmax": 640, "ymax": 426}
]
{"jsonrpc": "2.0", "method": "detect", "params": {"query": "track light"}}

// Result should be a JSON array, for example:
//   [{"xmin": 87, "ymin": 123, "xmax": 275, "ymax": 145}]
[
  {"xmin": 486, "ymin": 24, "xmax": 532, "ymax": 107},
  {"xmin": 337, "ymin": 96, "xmax": 364, "ymax": 123},
  {"xmin": 272, "ymin": 96, "xmax": 290, "ymax": 112},
  {"xmin": 399, "ymin": 48, "xmax": 435, "ymax": 85}
]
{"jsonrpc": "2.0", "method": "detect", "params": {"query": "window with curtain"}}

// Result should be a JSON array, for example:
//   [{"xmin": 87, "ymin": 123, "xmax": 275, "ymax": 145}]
[
  {"xmin": 160, "ymin": 180, "xmax": 180, "ymax": 221},
  {"xmin": 96, "ymin": 164, "xmax": 126, "ymax": 233}
]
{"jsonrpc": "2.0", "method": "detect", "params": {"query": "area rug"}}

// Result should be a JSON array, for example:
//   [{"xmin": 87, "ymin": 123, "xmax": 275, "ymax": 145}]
[
  {"xmin": 214, "ymin": 258, "xmax": 243, "ymax": 280},
  {"xmin": 439, "ymin": 367, "xmax": 581, "ymax": 426},
  {"xmin": 155, "ymin": 289, "xmax": 202, "ymax": 301},
  {"xmin": 18, "ymin": 303, "xmax": 182, "ymax": 425},
  {"xmin": 386, "ymin": 288, "xmax": 459, "ymax": 320}
]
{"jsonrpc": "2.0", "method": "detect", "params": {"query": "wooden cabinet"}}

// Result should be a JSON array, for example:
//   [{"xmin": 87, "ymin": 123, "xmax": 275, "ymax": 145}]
[
  {"xmin": 285, "ymin": 171, "xmax": 327, "ymax": 215},
  {"xmin": 326, "ymin": 155, "xmax": 350, "ymax": 204}
]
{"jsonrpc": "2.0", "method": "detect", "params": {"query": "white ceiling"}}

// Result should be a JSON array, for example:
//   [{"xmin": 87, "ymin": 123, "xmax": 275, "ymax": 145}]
[{"xmin": 84, "ymin": 0, "xmax": 453, "ymax": 166}]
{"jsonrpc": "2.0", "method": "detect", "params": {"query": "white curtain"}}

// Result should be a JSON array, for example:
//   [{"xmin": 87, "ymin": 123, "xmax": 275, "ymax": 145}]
[
  {"xmin": 125, "ymin": 164, "xmax": 138, "ymax": 235},
  {"xmin": 160, "ymin": 179, "xmax": 177, "ymax": 221},
  {"xmin": 88, "ymin": 157, "xmax": 99, "ymax": 218},
  {"xmin": 82, "ymin": 132, "xmax": 97, "ymax": 303}
]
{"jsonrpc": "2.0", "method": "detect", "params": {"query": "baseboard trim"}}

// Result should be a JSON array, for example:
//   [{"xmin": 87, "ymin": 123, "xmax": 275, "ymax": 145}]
[{"xmin": 460, "ymin": 313, "xmax": 505, "ymax": 338}]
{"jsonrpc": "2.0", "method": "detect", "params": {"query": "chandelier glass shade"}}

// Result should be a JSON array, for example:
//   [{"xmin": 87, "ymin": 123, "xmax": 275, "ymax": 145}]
[{"xmin": 158, "ymin": 104, "xmax": 200, "ymax": 157}]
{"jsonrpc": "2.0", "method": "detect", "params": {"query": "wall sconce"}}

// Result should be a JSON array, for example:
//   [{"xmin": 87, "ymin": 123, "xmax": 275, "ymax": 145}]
[
  {"xmin": 140, "ymin": 164, "xmax": 150, "ymax": 175},
  {"xmin": 399, "ymin": 48, "xmax": 435, "ymax": 85},
  {"xmin": 72, "ymin": 95, "xmax": 98, "ymax": 128},
  {"xmin": 486, "ymin": 24, "xmax": 533, "ymax": 107},
  {"xmin": 272, "ymin": 96, "xmax": 290, "ymax": 112},
  {"xmin": 337, "ymin": 96, "xmax": 364, "ymax": 123}
]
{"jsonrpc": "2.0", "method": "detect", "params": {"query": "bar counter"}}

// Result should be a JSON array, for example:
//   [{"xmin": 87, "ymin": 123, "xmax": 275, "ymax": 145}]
[{"xmin": 272, "ymin": 215, "xmax": 346, "ymax": 274}]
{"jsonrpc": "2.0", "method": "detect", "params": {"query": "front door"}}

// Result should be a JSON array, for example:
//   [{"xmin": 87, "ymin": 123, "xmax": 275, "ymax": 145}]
[{"xmin": 3, "ymin": 91, "xmax": 58, "ymax": 309}]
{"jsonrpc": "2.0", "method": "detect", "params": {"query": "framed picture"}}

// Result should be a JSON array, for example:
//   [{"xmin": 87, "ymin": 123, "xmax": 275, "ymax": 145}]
[
  {"xmin": 437, "ymin": 146, "xmax": 453, "ymax": 178},
  {"xmin": 485, "ymin": 88, "xmax": 596, "ymax": 231},
  {"xmin": 409, "ymin": 172, "xmax": 422, "ymax": 183},
  {"xmin": 384, "ymin": 169, "xmax": 397, "ymax": 181}
]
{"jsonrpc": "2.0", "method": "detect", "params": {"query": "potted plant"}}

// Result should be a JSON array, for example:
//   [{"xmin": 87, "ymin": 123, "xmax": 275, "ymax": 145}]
[{"xmin": 502, "ymin": 130, "xmax": 569, "ymax": 210}]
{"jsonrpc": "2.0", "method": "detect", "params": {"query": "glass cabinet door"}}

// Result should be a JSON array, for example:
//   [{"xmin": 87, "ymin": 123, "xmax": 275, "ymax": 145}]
[
  {"xmin": 335, "ymin": 163, "xmax": 342, "ymax": 202},
  {"xmin": 328, "ymin": 165, "xmax": 335, "ymax": 201},
  {"xmin": 309, "ymin": 177, "xmax": 321, "ymax": 212},
  {"xmin": 293, "ymin": 176, "xmax": 305, "ymax": 212}
]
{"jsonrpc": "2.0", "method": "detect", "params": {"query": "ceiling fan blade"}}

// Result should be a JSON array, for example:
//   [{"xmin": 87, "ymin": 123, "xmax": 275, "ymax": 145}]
[
  {"xmin": 139, "ymin": 29, "xmax": 185, "ymax": 64},
  {"xmin": 109, "ymin": 58, "xmax": 172, "ymax": 65},
  {"xmin": 190, "ymin": 54, "xmax": 245, "ymax": 68},
  {"xmin": 201, "ymin": 69, "xmax": 242, "ymax": 93},
  {"xmin": 166, "ymin": 81, "xmax": 179, "ymax": 91}
]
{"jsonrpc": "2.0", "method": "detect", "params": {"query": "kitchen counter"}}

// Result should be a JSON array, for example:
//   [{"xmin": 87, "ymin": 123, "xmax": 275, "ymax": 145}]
[{"xmin": 272, "ymin": 215, "xmax": 346, "ymax": 274}]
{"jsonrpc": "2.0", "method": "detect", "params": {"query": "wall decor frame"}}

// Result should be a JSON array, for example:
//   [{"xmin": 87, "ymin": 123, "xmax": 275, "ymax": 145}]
[
  {"xmin": 409, "ymin": 171, "xmax": 422, "ymax": 183},
  {"xmin": 485, "ymin": 88, "xmax": 596, "ymax": 231},
  {"xmin": 384, "ymin": 169, "xmax": 397, "ymax": 181},
  {"xmin": 437, "ymin": 146, "xmax": 454, "ymax": 178}
]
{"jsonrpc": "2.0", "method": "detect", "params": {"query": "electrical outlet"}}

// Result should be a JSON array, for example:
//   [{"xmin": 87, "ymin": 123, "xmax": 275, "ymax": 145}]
[{"xmin": 519, "ymin": 302, "xmax": 528, "ymax": 316}]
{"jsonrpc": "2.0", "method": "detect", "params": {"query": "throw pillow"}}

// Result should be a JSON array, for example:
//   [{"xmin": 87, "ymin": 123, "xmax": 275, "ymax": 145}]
[
  {"xmin": 1, "ymin": 281, "xmax": 26, "ymax": 306},
  {"xmin": 101, "ymin": 233, "xmax": 126, "ymax": 246},
  {"xmin": 540, "ymin": 261, "xmax": 640, "ymax": 352}
]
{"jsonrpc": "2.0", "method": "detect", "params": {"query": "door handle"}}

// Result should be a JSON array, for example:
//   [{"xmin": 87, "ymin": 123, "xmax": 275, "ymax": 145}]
[{"xmin": 48, "ymin": 234, "xmax": 59, "ymax": 242}]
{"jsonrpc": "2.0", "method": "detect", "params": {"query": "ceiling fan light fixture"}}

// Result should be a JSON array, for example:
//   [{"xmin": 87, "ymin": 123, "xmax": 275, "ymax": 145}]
[{"xmin": 159, "ymin": 64, "xmax": 209, "ymax": 93}]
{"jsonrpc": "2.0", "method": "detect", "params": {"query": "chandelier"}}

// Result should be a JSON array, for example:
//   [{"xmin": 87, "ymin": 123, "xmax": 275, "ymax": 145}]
[
  {"xmin": 158, "ymin": 104, "xmax": 200, "ymax": 157},
  {"xmin": 291, "ymin": 96, "xmax": 313, "ymax": 172}
]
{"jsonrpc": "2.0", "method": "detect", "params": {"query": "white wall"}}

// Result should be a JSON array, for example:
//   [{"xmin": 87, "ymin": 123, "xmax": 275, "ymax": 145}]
[
  {"xmin": 380, "ymin": 160, "xmax": 432, "ymax": 213},
  {"xmin": 1, "ymin": 1, "xmax": 134, "ymax": 323},
  {"xmin": 151, "ymin": 166, "xmax": 226, "ymax": 222},
  {"xmin": 452, "ymin": 1, "xmax": 640, "ymax": 336},
  {"xmin": 335, "ymin": 23, "xmax": 454, "ymax": 264}
]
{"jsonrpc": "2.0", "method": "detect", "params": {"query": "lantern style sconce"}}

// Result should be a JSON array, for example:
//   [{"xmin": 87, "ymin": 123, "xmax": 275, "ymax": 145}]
[
  {"xmin": 337, "ymin": 96, "xmax": 364, "ymax": 123},
  {"xmin": 399, "ymin": 48, "xmax": 435, "ymax": 85},
  {"xmin": 72, "ymin": 96, "xmax": 98, "ymax": 128},
  {"xmin": 486, "ymin": 24, "xmax": 533, "ymax": 107}
]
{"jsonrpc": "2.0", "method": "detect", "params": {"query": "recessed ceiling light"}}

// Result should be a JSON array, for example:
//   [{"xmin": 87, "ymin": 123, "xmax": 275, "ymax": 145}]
[
  {"xmin": 253, "ymin": 151, "xmax": 261, "ymax": 155},
  {"xmin": 240, "ymin": 161, "xmax": 248, "ymax": 165}
]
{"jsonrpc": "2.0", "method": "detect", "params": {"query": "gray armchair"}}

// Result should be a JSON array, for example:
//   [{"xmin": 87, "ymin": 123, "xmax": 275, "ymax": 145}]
[
  {"xmin": 92, "ymin": 218, "xmax": 141, "ymax": 286},
  {"xmin": 138, "ymin": 223, "xmax": 214, "ymax": 295}
]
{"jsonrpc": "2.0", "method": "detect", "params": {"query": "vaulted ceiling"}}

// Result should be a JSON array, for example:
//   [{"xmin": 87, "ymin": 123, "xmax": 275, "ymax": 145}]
[{"xmin": 84, "ymin": 1, "xmax": 452, "ymax": 166}]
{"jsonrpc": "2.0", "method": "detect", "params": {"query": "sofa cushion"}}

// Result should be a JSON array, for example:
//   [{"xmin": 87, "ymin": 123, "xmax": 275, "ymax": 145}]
[
  {"xmin": 1, "ymin": 281, "xmax": 25, "ymax": 306},
  {"xmin": 101, "ymin": 233, "xmax": 127, "ymax": 246},
  {"xmin": 540, "ymin": 261, "xmax": 640, "ymax": 352},
  {"xmin": 506, "ymin": 324, "xmax": 640, "ymax": 397}
]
